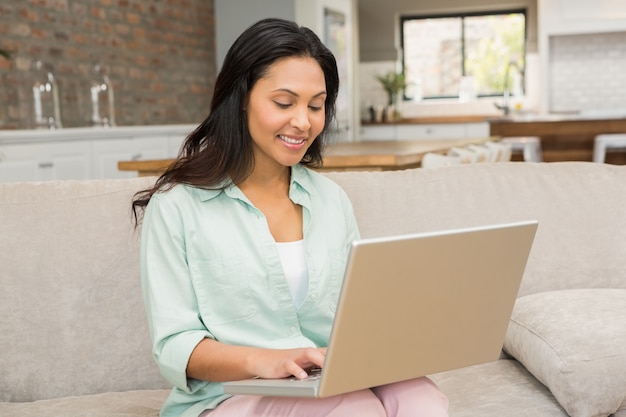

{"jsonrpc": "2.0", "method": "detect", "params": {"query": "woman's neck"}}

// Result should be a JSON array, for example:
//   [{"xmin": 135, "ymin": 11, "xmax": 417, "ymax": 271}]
[
  {"xmin": 238, "ymin": 166, "xmax": 302, "ymax": 242},
  {"xmin": 239, "ymin": 164, "xmax": 291, "ymax": 197}
]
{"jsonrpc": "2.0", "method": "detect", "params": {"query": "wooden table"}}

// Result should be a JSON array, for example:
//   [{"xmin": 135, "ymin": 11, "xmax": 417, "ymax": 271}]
[{"xmin": 118, "ymin": 137, "xmax": 496, "ymax": 176}]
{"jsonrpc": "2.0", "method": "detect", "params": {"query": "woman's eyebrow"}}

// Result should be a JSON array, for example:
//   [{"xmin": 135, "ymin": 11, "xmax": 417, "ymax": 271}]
[{"xmin": 272, "ymin": 88, "xmax": 327, "ymax": 98}]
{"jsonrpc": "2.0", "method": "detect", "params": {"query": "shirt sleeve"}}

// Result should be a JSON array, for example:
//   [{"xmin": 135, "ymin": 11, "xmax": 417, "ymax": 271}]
[{"xmin": 140, "ymin": 193, "xmax": 212, "ymax": 393}]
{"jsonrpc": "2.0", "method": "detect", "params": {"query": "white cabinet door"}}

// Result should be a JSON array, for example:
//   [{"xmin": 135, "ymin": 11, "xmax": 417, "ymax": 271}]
[
  {"xmin": 168, "ymin": 134, "xmax": 186, "ymax": 158},
  {"xmin": 359, "ymin": 125, "xmax": 396, "ymax": 141},
  {"xmin": 361, "ymin": 123, "xmax": 483, "ymax": 141},
  {"xmin": 0, "ymin": 144, "xmax": 40, "ymax": 183},
  {"xmin": 0, "ymin": 141, "xmax": 91, "ymax": 183},
  {"xmin": 40, "ymin": 141, "xmax": 92, "ymax": 181},
  {"xmin": 92, "ymin": 137, "xmax": 169, "ymax": 179},
  {"xmin": 395, "ymin": 124, "xmax": 466, "ymax": 140},
  {"xmin": 465, "ymin": 122, "xmax": 490, "ymax": 139}
]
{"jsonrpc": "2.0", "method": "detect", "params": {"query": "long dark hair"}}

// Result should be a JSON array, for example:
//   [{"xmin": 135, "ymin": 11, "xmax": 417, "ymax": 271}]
[{"xmin": 132, "ymin": 18, "xmax": 340, "ymax": 223}]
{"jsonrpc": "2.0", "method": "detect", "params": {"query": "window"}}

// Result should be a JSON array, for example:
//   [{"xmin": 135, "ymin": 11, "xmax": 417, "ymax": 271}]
[{"xmin": 400, "ymin": 9, "xmax": 526, "ymax": 100}]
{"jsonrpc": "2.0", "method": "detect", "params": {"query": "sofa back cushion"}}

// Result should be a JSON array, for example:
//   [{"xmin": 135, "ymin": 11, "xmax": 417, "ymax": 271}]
[
  {"xmin": 0, "ymin": 177, "xmax": 168, "ymax": 402},
  {"xmin": 2, "ymin": 162, "xmax": 625, "ymax": 402},
  {"xmin": 325, "ymin": 162, "xmax": 626, "ymax": 297}
]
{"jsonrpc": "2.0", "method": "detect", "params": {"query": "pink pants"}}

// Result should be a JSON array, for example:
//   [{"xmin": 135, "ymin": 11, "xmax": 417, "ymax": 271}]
[{"xmin": 200, "ymin": 377, "xmax": 449, "ymax": 417}]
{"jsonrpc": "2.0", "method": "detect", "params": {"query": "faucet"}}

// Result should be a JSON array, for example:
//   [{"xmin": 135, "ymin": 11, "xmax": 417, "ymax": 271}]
[{"xmin": 495, "ymin": 60, "xmax": 525, "ymax": 116}]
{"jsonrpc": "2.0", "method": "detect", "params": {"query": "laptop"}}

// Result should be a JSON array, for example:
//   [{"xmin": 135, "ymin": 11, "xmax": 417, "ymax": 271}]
[{"xmin": 223, "ymin": 220, "xmax": 538, "ymax": 398}]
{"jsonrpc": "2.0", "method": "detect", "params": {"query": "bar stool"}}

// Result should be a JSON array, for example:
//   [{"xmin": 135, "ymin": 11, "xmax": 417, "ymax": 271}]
[
  {"xmin": 485, "ymin": 141, "xmax": 513, "ymax": 162},
  {"xmin": 420, "ymin": 152, "xmax": 463, "ymax": 169},
  {"xmin": 447, "ymin": 147, "xmax": 480, "ymax": 163},
  {"xmin": 593, "ymin": 134, "xmax": 626, "ymax": 163},
  {"xmin": 467, "ymin": 144, "xmax": 495, "ymax": 162},
  {"xmin": 500, "ymin": 136, "xmax": 543, "ymax": 162}
]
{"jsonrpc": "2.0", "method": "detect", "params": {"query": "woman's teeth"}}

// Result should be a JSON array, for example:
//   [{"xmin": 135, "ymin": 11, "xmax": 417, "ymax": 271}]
[{"xmin": 279, "ymin": 135, "xmax": 305, "ymax": 144}]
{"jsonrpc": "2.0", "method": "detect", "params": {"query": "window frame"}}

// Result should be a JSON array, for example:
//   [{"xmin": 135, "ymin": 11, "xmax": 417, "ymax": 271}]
[{"xmin": 399, "ymin": 8, "xmax": 527, "ymax": 100}]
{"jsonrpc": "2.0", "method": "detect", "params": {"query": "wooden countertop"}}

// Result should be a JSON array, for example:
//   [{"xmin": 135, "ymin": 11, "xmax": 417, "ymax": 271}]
[
  {"xmin": 363, "ymin": 112, "xmax": 626, "ymax": 127},
  {"xmin": 318, "ymin": 137, "xmax": 492, "ymax": 170},
  {"xmin": 363, "ymin": 115, "xmax": 492, "ymax": 125},
  {"xmin": 118, "ymin": 137, "xmax": 496, "ymax": 176},
  {"xmin": 487, "ymin": 112, "xmax": 626, "ymax": 124}
]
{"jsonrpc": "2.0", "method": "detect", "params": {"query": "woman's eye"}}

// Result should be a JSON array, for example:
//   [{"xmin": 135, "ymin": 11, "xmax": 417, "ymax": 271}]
[
  {"xmin": 273, "ymin": 101, "xmax": 291, "ymax": 109},
  {"xmin": 309, "ymin": 105, "xmax": 323, "ymax": 111}
]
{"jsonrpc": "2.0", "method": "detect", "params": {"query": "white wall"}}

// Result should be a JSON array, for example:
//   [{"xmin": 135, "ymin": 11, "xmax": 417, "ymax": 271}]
[
  {"xmin": 549, "ymin": 31, "xmax": 626, "ymax": 113},
  {"xmin": 214, "ymin": 0, "xmax": 295, "ymax": 70},
  {"xmin": 538, "ymin": 0, "xmax": 626, "ymax": 112},
  {"xmin": 357, "ymin": 0, "xmax": 538, "ymax": 62}
]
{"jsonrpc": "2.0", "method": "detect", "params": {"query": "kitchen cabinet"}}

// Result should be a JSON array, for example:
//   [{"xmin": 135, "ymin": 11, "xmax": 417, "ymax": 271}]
[
  {"xmin": 0, "ymin": 124, "xmax": 195, "ymax": 183},
  {"xmin": 359, "ymin": 125, "xmax": 396, "ymax": 141},
  {"xmin": 465, "ymin": 122, "xmax": 491, "ymax": 139},
  {"xmin": 395, "ymin": 124, "xmax": 466, "ymax": 140},
  {"xmin": 0, "ymin": 141, "xmax": 92, "ymax": 183},
  {"xmin": 360, "ymin": 122, "xmax": 489, "ymax": 141},
  {"xmin": 91, "ymin": 137, "xmax": 170, "ymax": 179},
  {"xmin": 168, "ymin": 135, "xmax": 186, "ymax": 158}
]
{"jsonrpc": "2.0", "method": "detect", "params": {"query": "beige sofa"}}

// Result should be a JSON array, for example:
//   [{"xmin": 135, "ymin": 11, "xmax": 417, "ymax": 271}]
[{"xmin": 1, "ymin": 162, "xmax": 625, "ymax": 417}]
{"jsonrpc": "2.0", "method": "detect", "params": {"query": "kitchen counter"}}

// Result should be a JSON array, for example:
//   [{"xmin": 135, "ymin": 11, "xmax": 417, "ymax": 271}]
[
  {"xmin": 363, "ymin": 115, "xmax": 491, "ymax": 125},
  {"xmin": 0, "ymin": 124, "xmax": 196, "ymax": 145},
  {"xmin": 488, "ymin": 113, "xmax": 626, "ymax": 164},
  {"xmin": 119, "ymin": 136, "xmax": 497, "ymax": 175},
  {"xmin": 0, "ymin": 125, "xmax": 195, "ymax": 183},
  {"xmin": 489, "ymin": 109, "xmax": 626, "ymax": 123}
]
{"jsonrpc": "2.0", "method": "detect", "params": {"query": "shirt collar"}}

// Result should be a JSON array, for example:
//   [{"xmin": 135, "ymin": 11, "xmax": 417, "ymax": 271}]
[{"xmin": 190, "ymin": 164, "xmax": 314, "ymax": 203}]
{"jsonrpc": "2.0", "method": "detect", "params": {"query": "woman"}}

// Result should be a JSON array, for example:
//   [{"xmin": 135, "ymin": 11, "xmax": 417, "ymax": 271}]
[{"xmin": 133, "ymin": 18, "xmax": 449, "ymax": 417}]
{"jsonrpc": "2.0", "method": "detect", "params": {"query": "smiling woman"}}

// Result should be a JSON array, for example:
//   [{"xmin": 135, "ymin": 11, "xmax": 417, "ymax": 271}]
[
  {"xmin": 131, "ymin": 18, "xmax": 449, "ymax": 417},
  {"xmin": 245, "ymin": 56, "xmax": 327, "ymax": 170}
]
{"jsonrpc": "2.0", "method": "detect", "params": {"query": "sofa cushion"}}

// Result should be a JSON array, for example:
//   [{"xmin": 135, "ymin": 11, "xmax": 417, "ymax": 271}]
[
  {"xmin": 503, "ymin": 289, "xmax": 626, "ymax": 417},
  {"xmin": 325, "ymin": 163, "xmax": 626, "ymax": 297},
  {"xmin": 0, "ymin": 389, "xmax": 170, "ymax": 417},
  {"xmin": 0, "ymin": 178, "xmax": 168, "ymax": 402},
  {"xmin": 429, "ymin": 359, "xmax": 569, "ymax": 417}
]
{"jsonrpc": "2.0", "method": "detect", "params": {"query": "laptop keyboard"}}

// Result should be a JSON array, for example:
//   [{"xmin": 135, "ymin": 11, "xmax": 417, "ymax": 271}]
[{"xmin": 289, "ymin": 368, "xmax": 322, "ymax": 381}]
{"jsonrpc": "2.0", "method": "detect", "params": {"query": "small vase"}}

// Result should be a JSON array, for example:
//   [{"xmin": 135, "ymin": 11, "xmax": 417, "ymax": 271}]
[
  {"xmin": 384, "ymin": 105, "xmax": 395, "ymax": 123},
  {"xmin": 88, "ymin": 64, "xmax": 115, "ymax": 127},
  {"xmin": 30, "ymin": 60, "xmax": 62, "ymax": 129}
]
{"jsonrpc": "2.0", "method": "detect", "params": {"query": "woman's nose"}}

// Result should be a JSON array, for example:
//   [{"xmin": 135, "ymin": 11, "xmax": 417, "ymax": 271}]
[{"xmin": 290, "ymin": 106, "xmax": 311, "ymax": 131}]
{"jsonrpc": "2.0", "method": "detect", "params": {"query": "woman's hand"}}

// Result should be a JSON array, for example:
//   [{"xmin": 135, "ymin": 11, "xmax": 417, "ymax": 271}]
[
  {"xmin": 248, "ymin": 346, "xmax": 327, "ymax": 380},
  {"xmin": 187, "ymin": 338, "xmax": 327, "ymax": 382}
]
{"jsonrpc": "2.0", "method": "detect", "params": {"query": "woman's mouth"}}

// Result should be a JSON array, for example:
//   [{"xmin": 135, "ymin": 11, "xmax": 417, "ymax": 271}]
[{"xmin": 278, "ymin": 134, "xmax": 307, "ymax": 148}]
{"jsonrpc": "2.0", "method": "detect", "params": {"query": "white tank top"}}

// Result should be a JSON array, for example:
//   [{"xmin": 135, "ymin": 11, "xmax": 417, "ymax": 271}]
[{"xmin": 276, "ymin": 240, "xmax": 309, "ymax": 308}]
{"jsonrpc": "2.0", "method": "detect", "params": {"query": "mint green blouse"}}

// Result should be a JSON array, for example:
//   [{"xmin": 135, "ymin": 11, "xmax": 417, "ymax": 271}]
[{"xmin": 140, "ymin": 164, "xmax": 360, "ymax": 417}]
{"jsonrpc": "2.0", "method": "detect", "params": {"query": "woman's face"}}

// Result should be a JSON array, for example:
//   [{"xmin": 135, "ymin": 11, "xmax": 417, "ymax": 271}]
[{"xmin": 245, "ymin": 56, "xmax": 327, "ymax": 171}]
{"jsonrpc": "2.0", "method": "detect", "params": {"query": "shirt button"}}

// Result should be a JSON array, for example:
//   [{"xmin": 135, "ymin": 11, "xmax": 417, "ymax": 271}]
[
  {"xmin": 310, "ymin": 293, "xmax": 317, "ymax": 299},
  {"xmin": 290, "ymin": 326, "xmax": 298, "ymax": 334}
]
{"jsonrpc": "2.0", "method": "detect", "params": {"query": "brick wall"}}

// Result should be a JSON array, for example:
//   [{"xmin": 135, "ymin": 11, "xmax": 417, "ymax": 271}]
[{"xmin": 0, "ymin": 0, "xmax": 215, "ymax": 129}]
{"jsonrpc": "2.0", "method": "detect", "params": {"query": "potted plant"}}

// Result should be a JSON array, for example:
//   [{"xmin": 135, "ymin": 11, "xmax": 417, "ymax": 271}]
[{"xmin": 375, "ymin": 71, "xmax": 407, "ymax": 121}]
